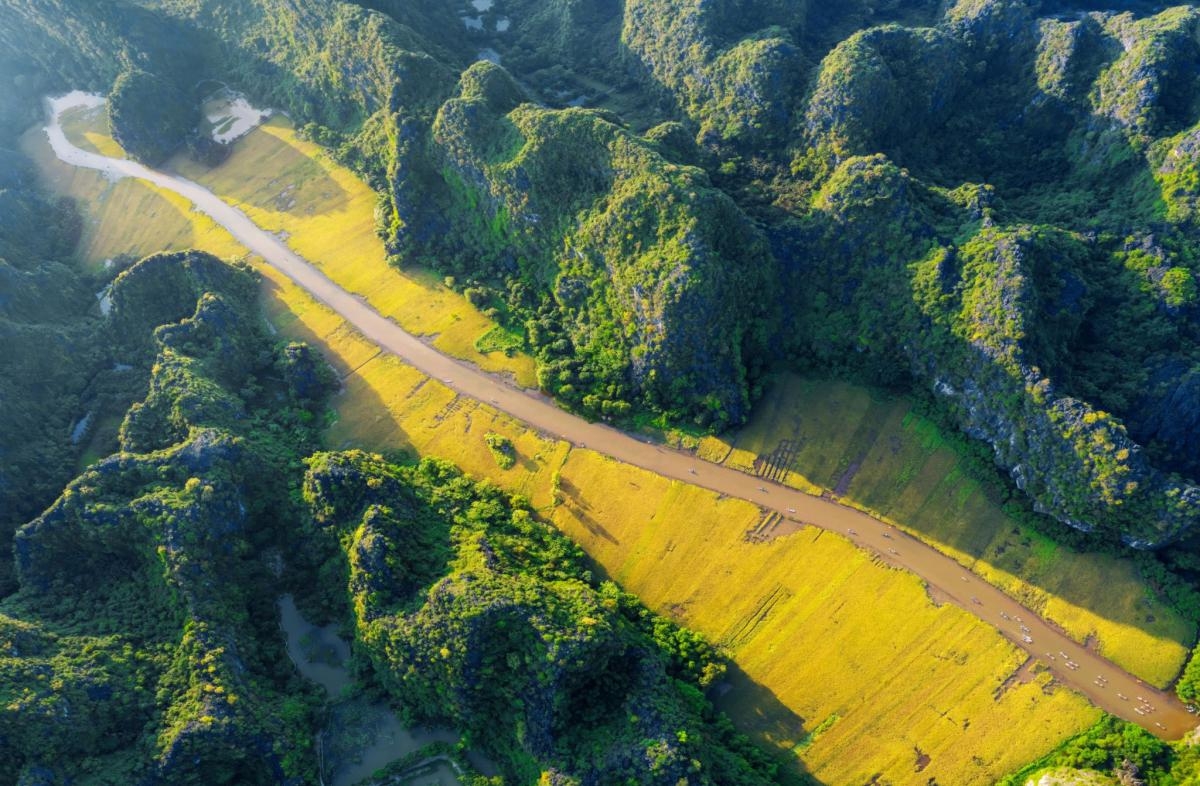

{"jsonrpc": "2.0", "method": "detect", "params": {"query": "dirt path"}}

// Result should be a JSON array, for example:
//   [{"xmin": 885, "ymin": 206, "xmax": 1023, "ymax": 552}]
[{"xmin": 43, "ymin": 92, "xmax": 1197, "ymax": 741}]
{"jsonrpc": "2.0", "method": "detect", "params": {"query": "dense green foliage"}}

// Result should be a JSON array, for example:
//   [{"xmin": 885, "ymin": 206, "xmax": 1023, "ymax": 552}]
[
  {"xmin": 418, "ymin": 62, "xmax": 777, "ymax": 427},
  {"xmin": 5, "ymin": 0, "xmax": 1200, "ymax": 551},
  {"xmin": 4, "ymin": 0, "xmax": 780, "ymax": 428},
  {"xmin": 15, "ymin": 0, "xmax": 1186, "ymax": 544},
  {"xmin": 7, "ymin": 1, "xmax": 1200, "ymax": 780},
  {"xmin": 108, "ymin": 69, "xmax": 199, "ymax": 165},
  {"xmin": 0, "ymin": 161, "xmax": 97, "ymax": 595},
  {"xmin": 0, "ymin": 240, "xmax": 783, "ymax": 783},
  {"xmin": 300, "ymin": 450, "xmax": 781, "ymax": 785},
  {"xmin": 781, "ymin": 2, "xmax": 1200, "ymax": 546},
  {"xmin": 0, "ymin": 250, "xmax": 335, "ymax": 785},
  {"xmin": 998, "ymin": 715, "xmax": 1200, "ymax": 786}
]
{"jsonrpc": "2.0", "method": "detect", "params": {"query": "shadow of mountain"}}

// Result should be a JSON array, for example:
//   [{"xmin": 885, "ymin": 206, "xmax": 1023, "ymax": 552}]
[
  {"xmin": 184, "ymin": 117, "xmax": 349, "ymax": 217},
  {"xmin": 714, "ymin": 661, "xmax": 823, "ymax": 786}
]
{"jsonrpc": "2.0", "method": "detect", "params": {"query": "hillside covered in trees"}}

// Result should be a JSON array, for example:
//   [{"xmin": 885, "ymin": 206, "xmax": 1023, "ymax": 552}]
[
  {"xmin": 3, "ymin": 0, "xmax": 1197, "ymax": 548},
  {"xmin": 0, "ymin": 246, "xmax": 777, "ymax": 785}
]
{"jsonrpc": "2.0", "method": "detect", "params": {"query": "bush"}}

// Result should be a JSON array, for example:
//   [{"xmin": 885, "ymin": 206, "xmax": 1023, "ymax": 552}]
[{"xmin": 484, "ymin": 432, "xmax": 516, "ymax": 469}]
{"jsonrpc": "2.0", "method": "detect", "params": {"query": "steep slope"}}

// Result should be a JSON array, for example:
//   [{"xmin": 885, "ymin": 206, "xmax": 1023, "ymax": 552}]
[
  {"xmin": 788, "ymin": 0, "xmax": 1200, "ymax": 545},
  {"xmin": 0, "ymin": 245, "xmax": 781, "ymax": 785},
  {"xmin": 301, "ymin": 450, "xmax": 781, "ymax": 785},
  {"xmin": 0, "ymin": 173, "xmax": 96, "ymax": 595},
  {"xmin": 4, "ymin": 0, "xmax": 1198, "ymax": 547},
  {"xmin": 422, "ymin": 62, "xmax": 778, "ymax": 426},
  {"xmin": 617, "ymin": 0, "xmax": 944, "ymax": 146}
]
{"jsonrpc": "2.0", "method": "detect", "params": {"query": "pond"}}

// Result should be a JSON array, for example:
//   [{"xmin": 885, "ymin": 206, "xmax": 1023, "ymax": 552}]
[{"xmin": 201, "ymin": 88, "xmax": 271, "ymax": 144}]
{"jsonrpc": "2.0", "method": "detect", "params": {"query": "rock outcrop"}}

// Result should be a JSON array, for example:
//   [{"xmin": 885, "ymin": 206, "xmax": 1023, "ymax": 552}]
[
  {"xmin": 793, "ymin": 2, "xmax": 1200, "ymax": 545},
  {"xmin": 428, "ymin": 62, "xmax": 777, "ymax": 426}
]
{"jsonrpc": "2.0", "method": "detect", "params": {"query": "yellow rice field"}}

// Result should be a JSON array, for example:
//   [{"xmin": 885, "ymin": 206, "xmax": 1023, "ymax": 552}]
[
  {"xmin": 551, "ymin": 450, "xmax": 1098, "ymax": 785},
  {"xmin": 35, "ymin": 106, "xmax": 536, "ymax": 385},
  {"xmin": 710, "ymin": 376, "xmax": 1192, "ymax": 687},
  {"xmin": 172, "ymin": 116, "xmax": 537, "ymax": 386},
  {"xmin": 22, "ymin": 111, "xmax": 244, "ymax": 270}
]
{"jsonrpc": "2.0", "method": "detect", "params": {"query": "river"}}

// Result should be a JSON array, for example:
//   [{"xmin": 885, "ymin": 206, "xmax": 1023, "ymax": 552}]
[{"xmin": 42, "ymin": 91, "xmax": 1198, "ymax": 741}]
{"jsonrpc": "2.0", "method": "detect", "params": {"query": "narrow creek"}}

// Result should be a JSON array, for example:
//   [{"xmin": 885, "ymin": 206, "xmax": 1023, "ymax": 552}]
[{"xmin": 278, "ymin": 594, "xmax": 494, "ymax": 786}]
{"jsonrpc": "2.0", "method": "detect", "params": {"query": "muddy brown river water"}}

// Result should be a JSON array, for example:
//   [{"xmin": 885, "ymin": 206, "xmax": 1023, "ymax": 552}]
[{"xmin": 44, "ymin": 92, "xmax": 1198, "ymax": 741}]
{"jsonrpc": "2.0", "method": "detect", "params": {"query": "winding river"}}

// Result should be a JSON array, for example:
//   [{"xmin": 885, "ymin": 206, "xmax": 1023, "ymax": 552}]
[{"xmin": 43, "ymin": 92, "xmax": 1197, "ymax": 741}]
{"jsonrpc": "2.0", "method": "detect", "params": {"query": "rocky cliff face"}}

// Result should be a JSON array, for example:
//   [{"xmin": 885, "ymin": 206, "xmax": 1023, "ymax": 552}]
[
  {"xmin": 791, "ymin": 1, "xmax": 1200, "ymax": 545},
  {"xmin": 909, "ymin": 228, "xmax": 1200, "ymax": 546},
  {"xmin": 427, "ymin": 61, "xmax": 778, "ymax": 426},
  {"xmin": 620, "ymin": 0, "xmax": 804, "ymax": 145},
  {"xmin": 6, "ymin": 0, "xmax": 1199, "ymax": 547}
]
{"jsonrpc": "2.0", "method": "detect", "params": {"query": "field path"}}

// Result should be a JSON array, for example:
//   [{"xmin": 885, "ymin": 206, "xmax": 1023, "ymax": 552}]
[{"xmin": 43, "ymin": 92, "xmax": 1197, "ymax": 741}]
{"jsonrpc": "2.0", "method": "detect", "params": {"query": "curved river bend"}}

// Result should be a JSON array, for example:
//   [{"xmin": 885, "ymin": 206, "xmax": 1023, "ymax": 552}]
[{"xmin": 43, "ymin": 92, "xmax": 1197, "ymax": 741}]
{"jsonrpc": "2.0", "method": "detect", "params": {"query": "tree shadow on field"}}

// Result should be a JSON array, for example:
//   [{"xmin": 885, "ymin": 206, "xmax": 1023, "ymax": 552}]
[
  {"xmin": 713, "ymin": 661, "xmax": 824, "ymax": 786},
  {"xmin": 556, "ymin": 474, "xmax": 620, "ymax": 544},
  {"xmin": 187, "ymin": 116, "xmax": 349, "ymax": 218}
]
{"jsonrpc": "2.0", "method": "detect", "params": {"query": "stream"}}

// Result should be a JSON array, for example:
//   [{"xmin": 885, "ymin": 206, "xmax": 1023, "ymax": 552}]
[{"xmin": 278, "ymin": 594, "xmax": 485, "ymax": 786}]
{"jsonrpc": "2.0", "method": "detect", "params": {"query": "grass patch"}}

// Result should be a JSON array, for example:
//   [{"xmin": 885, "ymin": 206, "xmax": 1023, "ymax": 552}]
[
  {"xmin": 474, "ymin": 325, "xmax": 525, "ymax": 356},
  {"xmin": 794, "ymin": 714, "xmax": 839, "ymax": 752},
  {"xmin": 59, "ymin": 104, "xmax": 125, "ymax": 158},
  {"xmin": 75, "ymin": 413, "xmax": 124, "ymax": 472}
]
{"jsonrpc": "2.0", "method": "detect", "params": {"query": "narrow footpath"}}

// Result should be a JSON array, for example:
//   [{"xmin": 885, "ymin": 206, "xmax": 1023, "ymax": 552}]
[{"xmin": 44, "ymin": 93, "xmax": 1197, "ymax": 740}]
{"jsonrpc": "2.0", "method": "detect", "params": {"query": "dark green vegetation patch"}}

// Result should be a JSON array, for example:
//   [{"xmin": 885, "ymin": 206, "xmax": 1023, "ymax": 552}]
[
  {"xmin": 5, "ymin": 1, "xmax": 1200, "ymax": 782},
  {"xmin": 300, "ymin": 451, "xmax": 781, "ymax": 784},
  {"xmin": 1, "ymin": 250, "xmax": 335, "ymax": 785},
  {"xmin": 108, "ymin": 69, "xmax": 201, "ymax": 166},
  {"xmin": 0, "ymin": 245, "xmax": 779, "ymax": 785}
]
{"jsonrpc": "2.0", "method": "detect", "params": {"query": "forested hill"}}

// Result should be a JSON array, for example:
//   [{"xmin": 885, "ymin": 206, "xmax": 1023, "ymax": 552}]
[
  {"xmin": 6, "ymin": 0, "xmax": 1200, "ymax": 783},
  {"xmin": 0, "ymin": 150, "xmax": 103, "ymax": 596},
  {"xmin": 1, "ymin": 0, "xmax": 1199, "ymax": 563}
]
